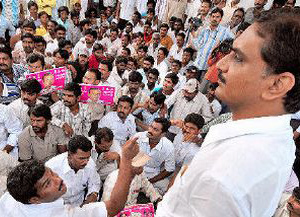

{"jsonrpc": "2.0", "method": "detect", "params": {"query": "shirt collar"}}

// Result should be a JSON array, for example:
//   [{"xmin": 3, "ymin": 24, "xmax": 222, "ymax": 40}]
[{"xmin": 203, "ymin": 114, "xmax": 292, "ymax": 146}]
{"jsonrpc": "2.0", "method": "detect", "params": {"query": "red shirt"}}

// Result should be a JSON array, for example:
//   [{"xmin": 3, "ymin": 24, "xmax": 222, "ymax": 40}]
[{"xmin": 88, "ymin": 54, "xmax": 106, "ymax": 69}]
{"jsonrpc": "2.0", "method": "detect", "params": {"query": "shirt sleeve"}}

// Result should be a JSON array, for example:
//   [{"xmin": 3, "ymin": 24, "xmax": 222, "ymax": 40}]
[
  {"xmin": 86, "ymin": 160, "xmax": 101, "ymax": 196},
  {"xmin": 18, "ymin": 128, "xmax": 33, "ymax": 161},
  {"xmin": 50, "ymin": 101, "xmax": 65, "ymax": 128},
  {"xmin": 98, "ymin": 113, "xmax": 110, "ymax": 129},
  {"xmin": 164, "ymin": 145, "xmax": 175, "ymax": 173},
  {"xmin": 199, "ymin": 96, "xmax": 214, "ymax": 123},
  {"xmin": 56, "ymin": 126, "xmax": 69, "ymax": 146},
  {"xmin": 188, "ymin": 173, "xmax": 245, "ymax": 217},
  {"xmin": 4, "ymin": 106, "xmax": 22, "ymax": 146},
  {"xmin": 70, "ymin": 201, "xmax": 107, "ymax": 217}
]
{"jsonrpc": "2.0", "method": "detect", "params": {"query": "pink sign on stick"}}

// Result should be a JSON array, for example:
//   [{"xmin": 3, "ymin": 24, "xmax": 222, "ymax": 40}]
[
  {"xmin": 80, "ymin": 84, "xmax": 115, "ymax": 105},
  {"xmin": 25, "ymin": 67, "xmax": 67, "ymax": 94}
]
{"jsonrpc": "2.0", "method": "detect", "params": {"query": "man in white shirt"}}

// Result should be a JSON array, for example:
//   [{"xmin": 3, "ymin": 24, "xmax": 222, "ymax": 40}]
[
  {"xmin": 98, "ymin": 60, "xmax": 121, "ymax": 91},
  {"xmin": 46, "ymin": 135, "xmax": 100, "ymax": 207},
  {"xmin": 72, "ymin": 29, "xmax": 97, "ymax": 60},
  {"xmin": 0, "ymin": 137, "xmax": 141, "ymax": 217},
  {"xmin": 156, "ymin": 9, "xmax": 299, "ymax": 216},
  {"xmin": 165, "ymin": 78, "xmax": 213, "ymax": 141},
  {"xmin": 92, "ymin": 127, "xmax": 121, "ymax": 182},
  {"xmin": 168, "ymin": 32, "xmax": 186, "ymax": 62},
  {"xmin": 134, "ymin": 118, "xmax": 175, "ymax": 195},
  {"xmin": 0, "ymin": 104, "xmax": 22, "ymax": 156},
  {"xmin": 154, "ymin": 47, "xmax": 170, "ymax": 85},
  {"xmin": 8, "ymin": 79, "xmax": 42, "ymax": 130},
  {"xmin": 98, "ymin": 95, "xmax": 136, "ymax": 146}
]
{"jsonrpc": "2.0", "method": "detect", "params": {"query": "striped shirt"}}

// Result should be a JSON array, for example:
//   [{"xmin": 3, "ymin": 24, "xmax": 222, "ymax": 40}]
[
  {"xmin": 193, "ymin": 24, "xmax": 234, "ymax": 70},
  {"xmin": 0, "ymin": 64, "xmax": 28, "ymax": 84},
  {"xmin": 0, "ymin": 83, "xmax": 20, "ymax": 105}
]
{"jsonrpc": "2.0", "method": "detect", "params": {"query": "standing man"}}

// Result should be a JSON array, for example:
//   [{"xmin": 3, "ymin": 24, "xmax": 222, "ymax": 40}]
[
  {"xmin": 0, "ymin": 2, "xmax": 15, "ymax": 40},
  {"xmin": 116, "ymin": 0, "xmax": 137, "ymax": 30},
  {"xmin": 156, "ymin": 9, "xmax": 300, "ymax": 216},
  {"xmin": 46, "ymin": 135, "xmax": 100, "ymax": 207}
]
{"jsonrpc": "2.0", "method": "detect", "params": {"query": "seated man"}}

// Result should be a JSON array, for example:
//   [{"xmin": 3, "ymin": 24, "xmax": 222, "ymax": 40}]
[
  {"xmin": 132, "ymin": 92, "xmax": 167, "ymax": 131},
  {"xmin": 8, "ymin": 79, "xmax": 42, "ymax": 130},
  {"xmin": 98, "ymin": 96, "xmax": 136, "ymax": 146},
  {"xmin": 46, "ymin": 135, "xmax": 100, "ymax": 207},
  {"xmin": 135, "ymin": 118, "xmax": 175, "ymax": 195},
  {"xmin": 92, "ymin": 127, "xmax": 121, "ymax": 182},
  {"xmin": 0, "ymin": 151, "xmax": 18, "ymax": 197},
  {"xmin": 0, "ymin": 138, "xmax": 140, "ymax": 217},
  {"xmin": 51, "ymin": 82, "xmax": 91, "ymax": 137},
  {"xmin": 116, "ymin": 70, "xmax": 148, "ymax": 106},
  {"xmin": 18, "ymin": 104, "xmax": 68, "ymax": 162},
  {"xmin": 274, "ymin": 186, "xmax": 300, "ymax": 217}
]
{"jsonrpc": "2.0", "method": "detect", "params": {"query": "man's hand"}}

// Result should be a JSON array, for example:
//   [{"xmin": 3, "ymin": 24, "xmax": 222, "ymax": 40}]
[
  {"xmin": 170, "ymin": 119, "xmax": 184, "ymax": 129},
  {"xmin": 294, "ymin": 131, "xmax": 300, "ymax": 140},
  {"xmin": 62, "ymin": 123, "xmax": 74, "ymax": 137},
  {"xmin": 103, "ymin": 152, "xmax": 120, "ymax": 161},
  {"xmin": 159, "ymin": 104, "xmax": 167, "ymax": 118},
  {"xmin": 183, "ymin": 133, "xmax": 203, "ymax": 145},
  {"xmin": 80, "ymin": 192, "xmax": 98, "ymax": 207},
  {"xmin": 3, "ymin": 145, "xmax": 14, "ymax": 154},
  {"xmin": 122, "ymin": 137, "xmax": 139, "ymax": 161}
]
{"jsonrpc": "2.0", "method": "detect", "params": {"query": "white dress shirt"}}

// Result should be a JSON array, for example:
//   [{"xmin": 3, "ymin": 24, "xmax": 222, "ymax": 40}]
[
  {"xmin": 154, "ymin": 60, "xmax": 169, "ymax": 85},
  {"xmin": 0, "ymin": 192, "xmax": 107, "ymax": 217},
  {"xmin": 8, "ymin": 98, "xmax": 42, "ymax": 129},
  {"xmin": 156, "ymin": 115, "xmax": 296, "ymax": 217},
  {"xmin": 0, "ymin": 105, "xmax": 22, "ymax": 150},
  {"xmin": 135, "ymin": 132, "xmax": 175, "ymax": 179},
  {"xmin": 46, "ymin": 152, "xmax": 101, "ymax": 207},
  {"xmin": 98, "ymin": 112, "xmax": 136, "ymax": 146}
]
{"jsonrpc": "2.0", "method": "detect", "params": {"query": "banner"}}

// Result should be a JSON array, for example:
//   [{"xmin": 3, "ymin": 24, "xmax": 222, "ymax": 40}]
[
  {"xmin": 80, "ymin": 84, "xmax": 115, "ymax": 105},
  {"xmin": 117, "ymin": 204, "xmax": 154, "ymax": 217},
  {"xmin": 25, "ymin": 67, "xmax": 66, "ymax": 94}
]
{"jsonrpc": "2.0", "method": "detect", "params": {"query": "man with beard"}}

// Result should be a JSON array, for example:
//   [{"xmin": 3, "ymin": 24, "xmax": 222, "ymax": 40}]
[
  {"xmin": 148, "ymin": 33, "xmax": 163, "ymax": 60},
  {"xmin": 165, "ymin": 78, "xmax": 212, "ymax": 141},
  {"xmin": 50, "ymin": 82, "xmax": 91, "ymax": 137},
  {"xmin": 133, "ymin": 91, "xmax": 167, "ymax": 131},
  {"xmin": 110, "ymin": 56, "xmax": 130, "ymax": 86},
  {"xmin": 137, "ymin": 55, "xmax": 155, "ymax": 82},
  {"xmin": 98, "ymin": 95, "xmax": 136, "ymax": 146},
  {"xmin": 45, "ymin": 25, "xmax": 67, "ymax": 56},
  {"xmin": 70, "ymin": 49, "xmax": 89, "ymax": 84},
  {"xmin": 134, "ymin": 118, "xmax": 175, "ymax": 195},
  {"xmin": 12, "ymin": 33, "xmax": 35, "ymax": 66},
  {"xmin": 144, "ymin": 68, "xmax": 160, "ymax": 96},
  {"xmin": 18, "ymin": 104, "xmax": 68, "ymax": 162},
  {"xmin": 116, "ymin": 71, "xmax": 149, "ymax": 105},
  {"xmin": 8, "ymin": 79, "xmax": 42, "ymax": 131},
  {"xmin": 244, "ymin": 0, "xmax": 268, "ymax": 24},
  {"xmin": 0, "ymin": 47, "xmax": 29, "ymax": 84},
  {"xmin": 45, "ymin": 135, "xmax": 100, "ymax": 207}
]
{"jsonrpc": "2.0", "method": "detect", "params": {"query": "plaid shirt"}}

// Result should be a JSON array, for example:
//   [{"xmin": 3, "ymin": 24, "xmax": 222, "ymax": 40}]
[{"xmin": 50, "ymin": 101, "xmax": 91, "ymax": 137}]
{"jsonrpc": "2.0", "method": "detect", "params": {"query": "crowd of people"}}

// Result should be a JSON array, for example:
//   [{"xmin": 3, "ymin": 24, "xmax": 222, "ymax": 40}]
[{"xmin": 0, "ymin": 0, "xmax": 300, "ymax": 216}]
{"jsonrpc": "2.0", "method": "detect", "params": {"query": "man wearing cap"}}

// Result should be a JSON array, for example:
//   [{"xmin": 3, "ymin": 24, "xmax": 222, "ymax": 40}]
[
  {"xmin": 165, "ymin": 78, "xmax": 212, "ymax": 141},
  {"xmin": 134, "ymin": 118, "xmax": 175, "ymax": 195}
]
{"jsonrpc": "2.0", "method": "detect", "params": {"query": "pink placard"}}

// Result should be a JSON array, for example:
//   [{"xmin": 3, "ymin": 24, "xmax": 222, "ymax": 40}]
[
  {"xmin": 117, "ymin": 204, "xmax": 155, "ymax": 217},
  {"xmin": 80, "ymin": 84, "xmax": 115, "ymax": 105},
  {"xmin": 25, "ymin": 67, "xmax": 66, "ymax": 94}
]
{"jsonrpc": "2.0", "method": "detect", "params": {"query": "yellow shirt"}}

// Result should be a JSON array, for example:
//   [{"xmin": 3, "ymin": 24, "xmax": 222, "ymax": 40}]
[
  {"xmin": 36, "ymin": 0, "xmax": 56, "ymax": 16},
  {"xmin": 36, "ymin": 26, "xmax": 47, "ymax": 36}
]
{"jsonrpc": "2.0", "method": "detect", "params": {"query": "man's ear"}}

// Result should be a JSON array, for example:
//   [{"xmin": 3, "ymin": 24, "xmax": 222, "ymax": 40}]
[
  {"xmin": 29, "ymin": 196, "xmax": 42, "ymax": 204},
  {"xmin": 262, "ymin": 72, "xmax": 295, "ymax": 101}
]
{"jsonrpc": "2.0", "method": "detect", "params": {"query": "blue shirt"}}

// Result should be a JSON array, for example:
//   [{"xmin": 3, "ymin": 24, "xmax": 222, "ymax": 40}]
[
  {"xmin": 0, "ymin": 14, "xmax": 15, "ymax": 38},
  {"xmin": 193, "ymin": 24, "xmax": 234, "ymax": 70}
]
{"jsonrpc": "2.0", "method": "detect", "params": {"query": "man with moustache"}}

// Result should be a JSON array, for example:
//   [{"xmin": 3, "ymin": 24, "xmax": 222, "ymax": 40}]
[
  {"xmin": 191, "ymin": 7, "xmax": 234, "ymax": 77},
  {"xmin": 8, "ymin": 79, "xmax": 43, "ymax": 130},
  {"xmin": 116, "ymin": 71, "xmax": 148, "ymax": 105},
  {"xmin": 165, "ymin": 78, "xmax": 212, "ymax": 141},
  {"xmin": 12, "ymin": 33, "xmax": 35, "ymax": 66},
  {"xmin": 51, "ymin": 82, "xmax": 91, "ymax": 137},
  {"xmin": 45, "ymin": 135, "xmax": 100, "ymax": 207},
  {"xmin": 244, "ymin": 0, "xmax": 268, "ymax": 24},
  {"xmin": 274, "ymin": 187, "xmax": 300, "ymax": 217},
  {"xmin": 134, "ymin": 118, "xmax": 175, "ymax": 195},
  {"xmin": 156, "ymin": 9, "xmax": 300, "ymax": 217},
  {"xmin": 0, "ymin": 47, "xmax": 29, "ymax": 84},
  {"xmin": 18, "ymin": 104, "xmax": 68, "ymax": 162},
  {"xmin": 98, "ymin": 95, "xmax": 136, "ymax": 146}
]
